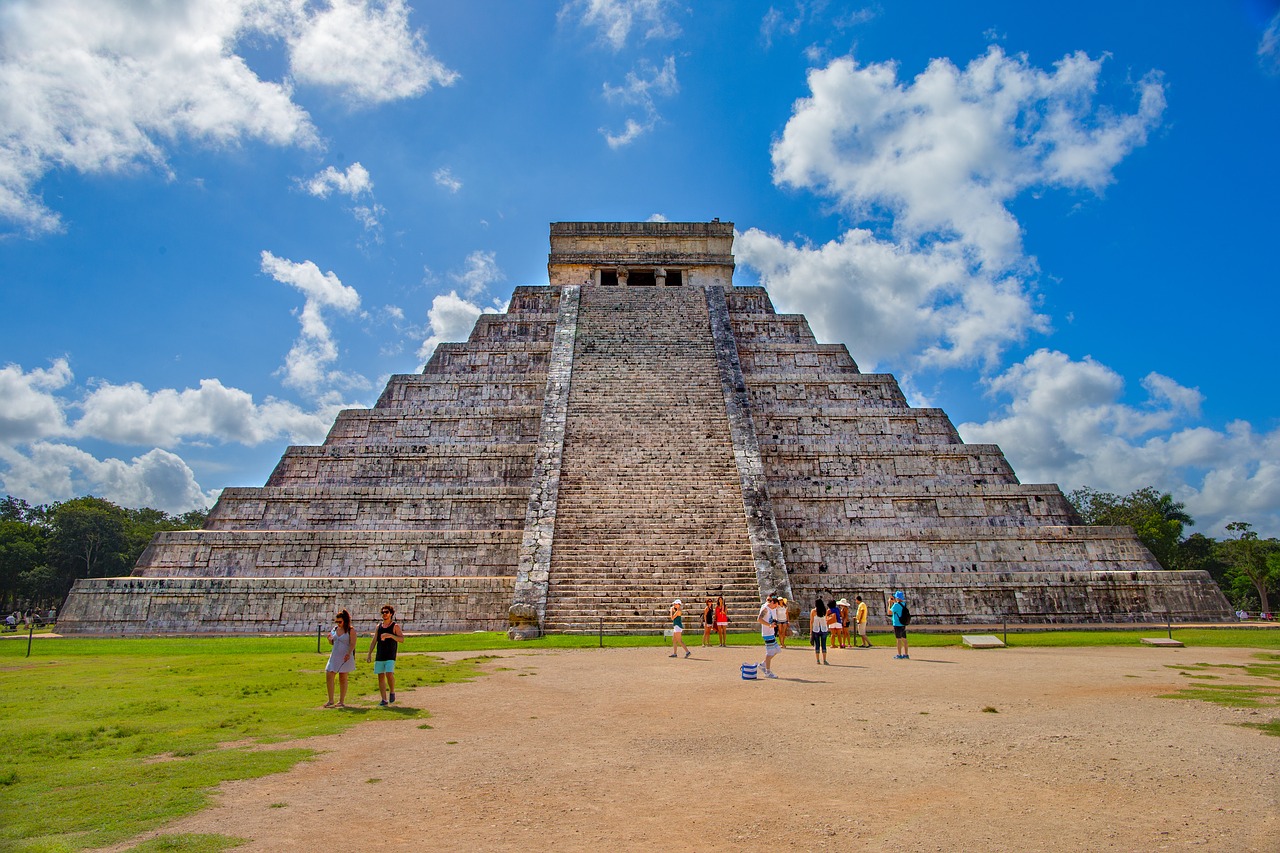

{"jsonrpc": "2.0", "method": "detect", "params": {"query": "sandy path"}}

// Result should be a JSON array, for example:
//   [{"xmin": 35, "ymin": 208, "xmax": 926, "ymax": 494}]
[{"xmin": 147, "ymin": 642, "xmax": 1277, "ymax": 852}]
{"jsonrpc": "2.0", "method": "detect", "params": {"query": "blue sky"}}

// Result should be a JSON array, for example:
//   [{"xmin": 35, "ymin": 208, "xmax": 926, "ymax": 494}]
[{"xmin": 1, "ymin": 0, "xmax": 1278, "ymax": 537}]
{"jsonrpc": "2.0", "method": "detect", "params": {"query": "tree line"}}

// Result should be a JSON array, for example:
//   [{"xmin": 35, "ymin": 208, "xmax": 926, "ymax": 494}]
[
  {"xmin": 0, "ymin": 495, "xmax": 208, "ymax": 612},
  {"xmin": 1067, "ymin": 486, "xmax": 1278, "ymax": 613}
]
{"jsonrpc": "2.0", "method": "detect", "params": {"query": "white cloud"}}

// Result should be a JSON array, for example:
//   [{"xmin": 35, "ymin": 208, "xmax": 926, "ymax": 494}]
[
  {"xmin": 959, "ymin": 350, "xmax": 1280, "ymax": 537},
  {"xmin": 560, "ymin": 0, "xmax": 681, "ymax": 51},
  {"xmin": 260, "ymin": 251, "xmax": 365, "ymax": 394},
  {"xmin": 452, "ymin": 250, "xmax": 504, "ymax": 299},
  {"xmin": 433, "ymin": 167, "xmax": 462, "ymax": 193},
  {"xmin": 601, "ymin": 55, "xmax": 678, "ymax": 147},
  {"xmin": 771, "ymin": 47, "xmax": 1164, "ymax": 269},
  {"xmin": 0, "ymin": 0, "xmax": 454, "ymax": 236},
  {"xmin": 740, "ymin": 47, "xmax": 1162, "ymax": 373},
  {"xmin": 74, "ymin": 378, "xmax": 340, "ymax": 448},
  {"xmin": 1260, "ymin": 12, "xmax": 1280, "ymax": 74},
  {"xmin": 0, "ymin": 442, "xmax": 217, "ymax": 513},
  {"xmin": 736, "ymin": 226, "xmax": 1048, "ymax": 371},
  {"xmin": 287, "ymin": 0, "xmax": 457, "ymax": 102},
  {"xmin": 302, "ymin": 163, "xmax": 373, "ymax": 198},
  {"xmin": 0, "ymin": 359, "xmax": 73, "ymax": 443},
  {"xmin": 417, "ymin": 291, "xmax": 499, "ymax": 362}
]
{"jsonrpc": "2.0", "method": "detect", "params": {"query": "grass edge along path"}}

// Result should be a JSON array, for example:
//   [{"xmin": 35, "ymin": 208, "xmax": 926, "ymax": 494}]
[
  {"xmin": 0, "ymin": 638, "xmax": 491, "ymax": 853},
  {"xmin": 3, "ymin": 628, "xmax": 1278, "ymax": 852}
]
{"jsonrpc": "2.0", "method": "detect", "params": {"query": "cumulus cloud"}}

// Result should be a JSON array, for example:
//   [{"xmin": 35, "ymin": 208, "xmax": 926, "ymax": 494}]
[
  {"xmin": 434, "ymin": 167, "xmax": 463, "ymax": 193},
  {"xmin": 601, "ymin": 56, "xmax": 678, "ymax": 148},
  {"xmin": 736, "ymin": 226, "xmax": 1047, "ymax": 371},
  {"xmin": 959, "ymin": 350, "xmax": 1280, "ymax": 537},
  {"xmin": 74, "ymin": 378, "xmax": 340, "ymax": 448},
  {"xmin": 560, "ymin": 0, "xmax": 681, "ymax": 50},
  {"xmin": 0, "ymin": 359, "xmax": 73, "ymax": 443},
  {"xmin": 0, "ymin": 442, "xmax": 218, "ymax": 513},
  {"xmin": 0, "ymin": 358, "xmax": 361, "ymax": 512},
  {"xmin": 0, "ymin": 0, "xmax": 455, "ymax": 235},
  {"xmin": 739, "ymin": 47, "xmax": 1162, "ymax": 372},
  {"xmin": 771, "ymin": 48, "xmax": 1164, "ymax": 269},
  {"xmin": 417, "ymin": 291, "xmax": 500, "ymax": 362},
  {"xmin": 302, "ymin": 162, "xmax": 373, "ymax": 198},
  {"xmin": 260, "ymin": 251, "xmax": 366, "ymax": 394},
  {"xmin": 287, "ymin": 0, "xmax": 457, "ymax": 102}
]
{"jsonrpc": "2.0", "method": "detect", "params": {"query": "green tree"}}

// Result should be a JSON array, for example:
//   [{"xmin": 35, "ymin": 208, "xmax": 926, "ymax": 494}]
[
  {"xmin": 1217, "ymin": 522, "xmax": 1279, "ymax": 613},
  {"xmin": 0, "ymin": 517, "xmax": 49, "ymax": 609},
  {"xmin": 1067, "ymin": 486, "xmax": 1193, "ymax": 569},
  {"xmin": 45, "ymin": 496, "xmax": 131, "ymax": 598}
]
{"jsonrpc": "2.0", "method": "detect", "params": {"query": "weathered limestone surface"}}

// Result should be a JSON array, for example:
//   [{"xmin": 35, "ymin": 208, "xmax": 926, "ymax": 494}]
[
  {"xmin": 60, "ymin": 222, "xmax": 1232, "ymax": 635},
  {"xmin": 723, "ymin": 286, "xmax": 1231, "ymax": 622}
]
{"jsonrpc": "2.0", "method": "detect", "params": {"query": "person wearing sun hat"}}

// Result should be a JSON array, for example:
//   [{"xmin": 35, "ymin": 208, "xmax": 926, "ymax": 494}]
[
  {"xmin": 888, "ymin": 590, "xmax": 909, "ymax": 659},
  {"xmin": 669, "ymin": 599, "xmax": 691, "ymax": 659}
]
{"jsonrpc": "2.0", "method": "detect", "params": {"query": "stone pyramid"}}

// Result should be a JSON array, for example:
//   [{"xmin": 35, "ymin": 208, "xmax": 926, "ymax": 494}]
[{"xmin": 60, "ymin": 221, "xmax": 1231, "ymax": 635}]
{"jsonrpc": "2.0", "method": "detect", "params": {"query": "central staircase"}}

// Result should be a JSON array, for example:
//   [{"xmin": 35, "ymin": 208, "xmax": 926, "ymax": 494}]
[{"xmin": 542, "ymin": 286, "xmax": 762, "ymax": 632}]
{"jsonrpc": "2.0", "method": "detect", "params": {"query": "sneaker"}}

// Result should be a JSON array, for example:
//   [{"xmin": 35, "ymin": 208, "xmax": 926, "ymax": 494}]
[
  {"xmin": 669, "ymin": 653, "xmax": 677, "ymax": 658},
  {"xmin": 684, "ymin": 651, "xmax": 691, "ymax": 658},
  {"xmin": 379, "ymin": 699, "xmax": 388, "ymax": 707},
  {"xmin": 764, "ymin": 670, "xmax": 779, "ymax": 679},
  {"xmin": 903, "ymin": 654, "xmax": 910, "ymax": 659},
  {"xmin": 389, "ymin": 693, "xmax": 395, "ymax": 703},
  {"xmin": 893, "ymin": 654, "xmax": 903, "ymax": 659}
]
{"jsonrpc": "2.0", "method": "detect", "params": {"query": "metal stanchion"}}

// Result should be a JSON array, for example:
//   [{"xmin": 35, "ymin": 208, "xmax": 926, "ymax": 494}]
[
  {"xmin": 26, "ymin": 621, "xmax": 34, "ymax": 658},
  {"xmin": 317, "ymin": 623, "xmax": 323, "ymax": 654},
  {"xmin": 599, "ymin": 617, "xmax": 604, "ymax": 648}
]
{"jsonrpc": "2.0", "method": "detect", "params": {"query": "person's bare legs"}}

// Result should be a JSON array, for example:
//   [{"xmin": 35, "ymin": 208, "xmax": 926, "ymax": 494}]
[
  {"xmin": 337, "ymin": 672, "xmax": 349, "ymax": 705},
  {"xmin": 325, "ymin": 671, "xmax": 336, "ymax": 707},
  {"xmin": 718, "ymin": 625, "xmax": 727, "ymax": 646}
]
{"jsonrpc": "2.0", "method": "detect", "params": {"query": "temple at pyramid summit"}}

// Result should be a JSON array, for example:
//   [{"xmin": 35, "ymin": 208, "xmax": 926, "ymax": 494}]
[{"xmin": 59, "ymin": 221, "xmax": 1232, "ymax": 635}]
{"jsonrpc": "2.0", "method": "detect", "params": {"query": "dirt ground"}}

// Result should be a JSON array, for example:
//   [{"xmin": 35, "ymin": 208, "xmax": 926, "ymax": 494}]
[{"xmin": 134, "ymin": 640, "xmax": 1277, "ymax": 852}]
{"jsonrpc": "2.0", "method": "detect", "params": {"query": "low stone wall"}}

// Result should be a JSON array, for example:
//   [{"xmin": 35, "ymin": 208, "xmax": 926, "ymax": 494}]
[{"xmin": 58, "ymin": 576, "xmax": 513, "ymax": 635}]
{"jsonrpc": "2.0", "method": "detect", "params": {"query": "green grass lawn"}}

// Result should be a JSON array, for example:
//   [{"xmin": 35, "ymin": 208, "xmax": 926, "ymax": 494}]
[
  {"xmin": 0, "ymin": 637, "xmax": 487, "ymax": 853},
  {"xmin": 2, "ymin": 626, "xmax": 1277, "ymax": 852}
]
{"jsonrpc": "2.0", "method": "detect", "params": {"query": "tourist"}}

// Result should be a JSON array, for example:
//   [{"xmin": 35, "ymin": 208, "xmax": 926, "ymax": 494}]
[
  {"xmin": 775, "ymin": 596, "xmax": 791, "ymax": 648},
  {"xmin": 809, "ymin": 598, "xmax": 829, "ymax": 665},
  {"xmin": 701, "ymin": 598, "xmax": 715, "ymax": 647},
  {"xmin": 826, "ymin": 599, "xmax": 841, "ymax": 647},
  {"xmin": 324, "ymin": 609, "xmax": 357, "ymax": 707},
  {"xmin": 757, "ymin": 593, "xmax": 781, "ymax": 678},
  {"xmin": 889, "ymin": 591, "xmax": 909, "ymax": 659},
  {"xmin": 836, "ymin": 598, "xmax": 852, "ymax": 648},
  {"xmin": 715, "ymin": 596, "xmax": 729, "ymax": 646},
  {"xmin": 366, "ymin": 604, "xmax": 404, "ymax": 706},
  {"xmin": 669, "ymin": 599, "xmax": 691, "ymax": 658},
  {"xmin": 855, "ymin": 595, "xmax": 871, "ymax": 648}
]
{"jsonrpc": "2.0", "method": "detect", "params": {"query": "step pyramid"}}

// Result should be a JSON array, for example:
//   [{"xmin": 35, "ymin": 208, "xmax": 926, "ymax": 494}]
[{"xmin": 60, "ymin": 221, "xmax": 1232, "ymax": 635}]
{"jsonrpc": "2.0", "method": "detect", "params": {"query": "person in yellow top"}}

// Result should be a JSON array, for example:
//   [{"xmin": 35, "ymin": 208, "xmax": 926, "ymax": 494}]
[{"xmin": 854, "ymin": 595, "xmax": 872, "ymax": 648}]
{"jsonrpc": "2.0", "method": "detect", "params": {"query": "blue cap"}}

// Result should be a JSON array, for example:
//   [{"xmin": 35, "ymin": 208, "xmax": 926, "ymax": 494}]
[{"xmin": 893, "ymin": 591, "xmax": 905, "ymax": 601}]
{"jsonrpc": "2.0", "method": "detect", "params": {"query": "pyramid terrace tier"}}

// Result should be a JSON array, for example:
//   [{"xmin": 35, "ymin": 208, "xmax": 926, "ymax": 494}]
[
  {"xmin": 420, "ymin": 342, "xmax": 553, "ymax": 376},
  {"xmin": 753, "ymin": 408, "xmax": 963, "ymax": 445},
  {"xmin": 780, "ymin": 524, "xmax": 1161, "ymax": 576},
  {"xmin": 759, "ymin": 444, "xmax": 1019, "ymax": 485},
  {"xmin": 324, "ymin": 405, "xmax": 543, "ymax": 445},
  {"xmin": 784, "ymin": 569, "xmax": 1233, "ymax": 624},
  {"xmin": 745, "ymin": 375, "xmax": 910, "ymax": 408},
  {"xmin": 206, "ymin": 485, "xmax": 530, "ymax": 531},
  {"xmin": 131, "ymin": 529, "xmax": 520, "ymax": 579},
  {"xmin": 58, "ymin": 576, "xmax": 514, "ymax": 635},
  {"xmin": 263, "ymin": 444, "xmax": 536, "ymax": 488},
  {"xmin": 736, "ymin": 342, "xmax": 861, "ymax": 375},
  {"xmin": 771, "ymin": 483, "xmax": 1078, "ymax": 531},
  {"xmin": 375, "ymin": 374, "xmax": 547, "ymax": 408}
]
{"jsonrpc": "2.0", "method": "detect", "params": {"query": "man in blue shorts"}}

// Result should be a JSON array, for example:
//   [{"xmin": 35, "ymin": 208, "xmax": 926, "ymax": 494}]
[
  {"xmin": 889, "ymin": 591, "xmax": 909, "ymax": 659},
  {"xmin": 366, "ymin": 604, "xmax": 405, "ymax": 705}
]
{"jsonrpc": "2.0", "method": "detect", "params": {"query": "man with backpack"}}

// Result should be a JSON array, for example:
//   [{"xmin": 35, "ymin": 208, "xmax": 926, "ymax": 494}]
[{"xmin": 889, "ymin": 590, "xmax": 910, "ymax": 659}]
